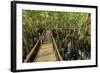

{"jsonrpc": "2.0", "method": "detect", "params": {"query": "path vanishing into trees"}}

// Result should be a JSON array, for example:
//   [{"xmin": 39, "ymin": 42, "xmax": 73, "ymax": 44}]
[
  {"xmin": 23, "ymin": 11, "xmax": 91, "ymax": 62},
  {"xmin": 24, "ymin": 30, "xmax": 63, "ymax": 62}
]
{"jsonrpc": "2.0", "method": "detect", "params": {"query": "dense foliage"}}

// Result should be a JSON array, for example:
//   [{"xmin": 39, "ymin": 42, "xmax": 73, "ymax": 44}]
[{"xmin": 22, "ymin": 10, "xmax": 91, "ymax": 61}]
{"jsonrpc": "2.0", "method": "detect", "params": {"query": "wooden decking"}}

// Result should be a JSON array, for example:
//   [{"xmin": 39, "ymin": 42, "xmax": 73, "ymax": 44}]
[
  {"xmin": 34, "ymin": 30, "xmax": 58, "ymax": 62},
  {"xmin": 24, "ymin": 30, "xmax": 63, "ymax": 62},
  {"xmin": 34, "ymin": 43, "xmax": 57, "ymax": 62}
]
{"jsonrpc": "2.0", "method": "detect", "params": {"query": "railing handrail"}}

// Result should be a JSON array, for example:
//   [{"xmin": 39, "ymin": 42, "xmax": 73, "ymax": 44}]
[
  {"xmin": 51, "ymin": 32, "xmax": 63, "ymax": 61},
  {"xmin": 24, "ymin": 38, "xmax": 40, "ymax": 62},
  {"xmin": 24, "ymin": 30, "xmax": 45, "ymax": 62}
]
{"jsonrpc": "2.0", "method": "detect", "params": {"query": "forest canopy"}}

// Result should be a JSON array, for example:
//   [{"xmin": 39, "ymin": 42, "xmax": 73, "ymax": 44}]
[{"xmin": 22, "ymin": 10, "xmax": 90, "ymax": 29}]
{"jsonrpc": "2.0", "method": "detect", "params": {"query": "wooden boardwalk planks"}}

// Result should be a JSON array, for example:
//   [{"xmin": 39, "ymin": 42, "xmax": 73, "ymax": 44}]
[{"xmin": 34, "ymin": 43, "xmax": 57, "ymax": 62}]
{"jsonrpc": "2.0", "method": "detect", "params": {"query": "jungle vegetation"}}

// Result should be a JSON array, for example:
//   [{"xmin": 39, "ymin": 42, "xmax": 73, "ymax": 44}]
[{"xmin": 22, "ymin": 10, "xmax": 91, "ymax": 61}]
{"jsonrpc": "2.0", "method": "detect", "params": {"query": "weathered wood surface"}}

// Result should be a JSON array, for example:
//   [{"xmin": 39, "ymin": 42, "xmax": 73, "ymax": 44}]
[{"xmin": 34, "ymin": 43, "xmax": 57, "ymax": 62}]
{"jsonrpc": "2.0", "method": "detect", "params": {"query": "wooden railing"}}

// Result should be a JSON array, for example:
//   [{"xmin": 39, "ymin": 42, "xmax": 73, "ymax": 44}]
[
  {"xmin": 24, "ymin": 39, "xmax": 40, "ymax": 62},
  {"xmin": 24, "ymin": 30, "xmax": 45, "ymax": 62},
  {"xmin": 51, "ymin": 32, "xmax": 63, "ymax": 61},
  {"xmin": 24, "ymin": 30, "xmax": 63, "ymax": 62}
]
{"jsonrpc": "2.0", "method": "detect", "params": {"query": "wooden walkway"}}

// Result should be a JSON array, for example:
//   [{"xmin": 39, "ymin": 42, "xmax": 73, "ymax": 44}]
[
  {"xmin": 34, "ymin": 30, "xmax": 57, "ymax": 62},
  {"xmin": 34, "ymin": 43, "xmax": 57, "ymax": 62},
  {"xmin": 24, "ymin": 30, "xmax": 63, "ymax": 62}
]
